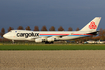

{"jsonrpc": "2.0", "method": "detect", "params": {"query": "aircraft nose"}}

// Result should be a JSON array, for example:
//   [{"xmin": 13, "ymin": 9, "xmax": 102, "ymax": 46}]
[
  {"xmin": 3, "ymin": 33, "xmax": 13, "ymax": 40},
  {"xmin": 3, "ymin": 34, "xmax": 6, "ymax": 38},
  {"xmin": 3, "ymin": 34, "xmax": 8, "ymax": 38}
]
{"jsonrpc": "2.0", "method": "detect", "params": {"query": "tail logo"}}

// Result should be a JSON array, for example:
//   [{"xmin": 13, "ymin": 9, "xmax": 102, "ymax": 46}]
[{"xmin": 89, "ymin": 21, "xmax": 97, "ymax": 29}]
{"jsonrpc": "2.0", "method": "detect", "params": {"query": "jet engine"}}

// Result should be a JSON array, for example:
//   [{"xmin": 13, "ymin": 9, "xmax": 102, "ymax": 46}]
[
  {"xmin": 35, "ymin": 38, "xmax": 42, "ymax": 43},
  {"xmin": 47, "ymin": 36, "xmax": 60, "ymax": 42},
  {"xmin": 47, "ymin": 37, "xmax": 55, "ymax": 42}
]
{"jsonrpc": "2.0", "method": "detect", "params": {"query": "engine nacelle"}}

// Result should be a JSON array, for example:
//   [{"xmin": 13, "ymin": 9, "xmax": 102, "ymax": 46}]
[
  {"xmin": 35, "ymin": 39, "xmax": 42, "ymax": 43},
  {"xmin": 47, "ymin": 37, "xmax": 54, "ymax": 42}
]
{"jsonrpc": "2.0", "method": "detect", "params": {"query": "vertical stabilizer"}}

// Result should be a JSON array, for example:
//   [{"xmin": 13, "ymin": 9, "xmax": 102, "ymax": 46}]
[{"xmin": 80, "ymin": 17, "xmax": 101, "ymax": 32}]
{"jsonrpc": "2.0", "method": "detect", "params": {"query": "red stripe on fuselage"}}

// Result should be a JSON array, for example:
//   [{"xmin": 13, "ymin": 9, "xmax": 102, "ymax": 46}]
[
  {"xmin": 39, "ymin": 34, "xmax": 92, "ymax": 35},
  {"xmin": 40, "ymin": 34, "xmax": 69, "ymax": 35},
  {"xmin": 72, "ymin": 34, "xmax": 92, "ymax": 35}
]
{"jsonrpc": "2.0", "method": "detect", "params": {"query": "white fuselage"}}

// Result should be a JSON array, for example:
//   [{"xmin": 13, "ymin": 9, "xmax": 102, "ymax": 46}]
[{"xmin": 3, "ymin": 30, "xmax": 91, "ymax": 42}]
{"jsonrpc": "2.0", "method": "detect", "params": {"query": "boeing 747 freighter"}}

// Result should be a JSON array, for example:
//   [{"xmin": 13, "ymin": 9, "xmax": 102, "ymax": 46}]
[{"xmin": 3, "ymin": 17, "xmax": 101, "ymax": 44}]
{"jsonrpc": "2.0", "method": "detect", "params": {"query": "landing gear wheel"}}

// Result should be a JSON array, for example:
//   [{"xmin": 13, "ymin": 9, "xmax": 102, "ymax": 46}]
[{"xmin": 45, "ymin": 41, "xmax": 54, "ymax": 44}]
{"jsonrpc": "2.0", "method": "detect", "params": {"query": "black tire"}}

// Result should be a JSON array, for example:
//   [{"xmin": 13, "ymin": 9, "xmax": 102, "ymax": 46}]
[{"xmin": 45, "ymin": 41, "xmax": 54, "ymax": 44}]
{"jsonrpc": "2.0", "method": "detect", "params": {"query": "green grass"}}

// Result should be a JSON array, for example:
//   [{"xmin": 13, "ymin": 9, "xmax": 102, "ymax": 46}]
[{"xmin": 0, "ymin": 44, "xmax": 105, "ymax": 50}]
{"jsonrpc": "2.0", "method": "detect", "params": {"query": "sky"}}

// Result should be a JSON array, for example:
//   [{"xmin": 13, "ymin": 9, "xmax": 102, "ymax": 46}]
[{"xmin": 0, "ymin": 0, "xmax": 105, "ymax": 32}]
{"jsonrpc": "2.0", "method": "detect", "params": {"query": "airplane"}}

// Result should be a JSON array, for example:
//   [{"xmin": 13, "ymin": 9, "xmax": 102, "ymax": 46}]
[{"xmin": 3, "ymin": 17, "xmax": 101, "ymax": 44}]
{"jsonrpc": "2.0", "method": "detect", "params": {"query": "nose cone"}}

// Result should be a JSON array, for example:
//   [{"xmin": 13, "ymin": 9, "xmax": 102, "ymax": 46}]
[
  {"xmin": 3, "ymin": 33, "xmax": 13, "ymax": 40},
  {"xmin": 3, "ymin": 34, "xmax": 7, "ymax": 38},
  {"xmin": 3, "ymin": 34, "xmax": 9, "ymax": 39}
]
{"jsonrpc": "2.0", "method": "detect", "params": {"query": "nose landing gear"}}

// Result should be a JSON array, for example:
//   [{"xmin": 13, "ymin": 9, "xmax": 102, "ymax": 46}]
[{"xmin": 12, "ymin": 40, "xmax": 15, "ymax": 44}]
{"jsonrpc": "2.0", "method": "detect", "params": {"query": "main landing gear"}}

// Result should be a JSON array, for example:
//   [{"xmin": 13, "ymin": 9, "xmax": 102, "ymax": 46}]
[{"xmin": 45, "ymin": 41, "xmax": 54, "ymax": 44}]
